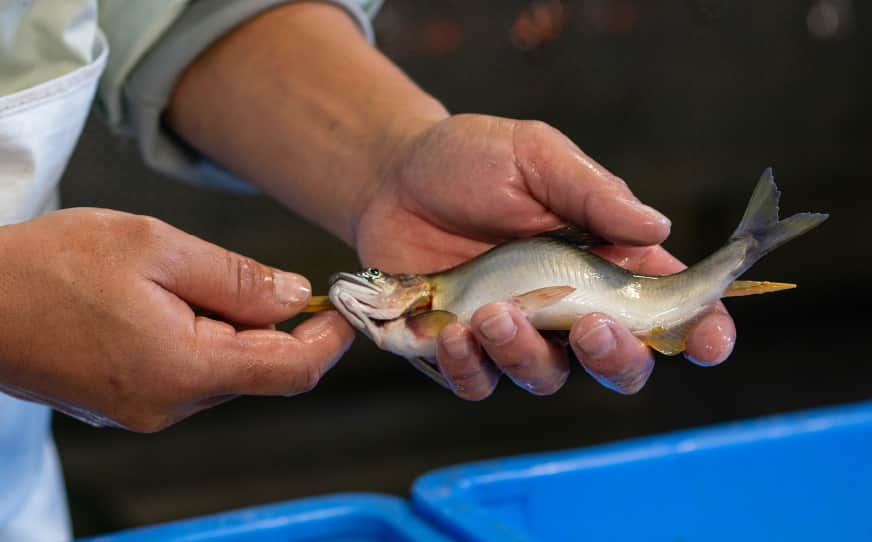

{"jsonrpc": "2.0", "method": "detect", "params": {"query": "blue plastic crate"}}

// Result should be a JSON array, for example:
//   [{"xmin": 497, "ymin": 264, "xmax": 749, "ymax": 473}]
[
  {"xmin": 80, "ymin": 493, "xmax": 452, "ymax": 542},
  {"xmin": 413, "ymin": 401, "xmax": 872, "ymax": 542}
]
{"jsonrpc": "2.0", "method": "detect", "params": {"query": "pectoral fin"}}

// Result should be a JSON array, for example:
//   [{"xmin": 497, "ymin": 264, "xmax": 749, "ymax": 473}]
[
  {"xmin": 406, "ymin": 310, "xmax": 458, "ymax": 339},
  {"xmin": 512, "ymin": 286, "xmax": 576, "ymax": 312},
  {"xmin": 408, "ymin": 356, "xmax": 451, "ymax": 389},
  {"xmin": 722, "ymin": 280, "xmax": 796, "ymax": 298}
]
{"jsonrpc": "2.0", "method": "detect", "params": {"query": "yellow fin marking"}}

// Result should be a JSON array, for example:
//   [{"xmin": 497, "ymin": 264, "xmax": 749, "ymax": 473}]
[
  {"xmin": 641, "ymin": 325, "xmax": 690, "ymax": 356},
  {"xmin": 722, "ymin": 280, "xmax": 796, "ymax": 298}
]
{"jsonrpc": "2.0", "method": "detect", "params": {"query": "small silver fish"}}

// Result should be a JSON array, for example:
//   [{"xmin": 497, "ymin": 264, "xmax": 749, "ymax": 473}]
[{"xmin": 327, "ymin": 169, "xmax": 828, "ymax": 387}]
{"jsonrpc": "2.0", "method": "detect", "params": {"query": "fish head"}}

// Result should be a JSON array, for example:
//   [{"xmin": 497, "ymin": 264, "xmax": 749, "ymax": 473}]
[{"xmin": 328, "ymin": 268, "xmax": 431, "ymax": 347}]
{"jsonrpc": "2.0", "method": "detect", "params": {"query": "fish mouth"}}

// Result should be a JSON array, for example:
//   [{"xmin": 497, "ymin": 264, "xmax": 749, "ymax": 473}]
[
  {"xmin": 334, "ymin": 294, "xmax": 369, "ymax": 330},
  {"xmin": 328, "ymin": 272, "xmax": 382, "ymax": 311},
  {"xmin": 328, "ymin": 273, "xmax": 390, "ymax": 339},
  {"xmin": 328, "ymin": 272, "xmax": 424, "ymax": 332},
  {"xmin": 329, "ymin": 272, "xmax": 379, "ymax": 291}
]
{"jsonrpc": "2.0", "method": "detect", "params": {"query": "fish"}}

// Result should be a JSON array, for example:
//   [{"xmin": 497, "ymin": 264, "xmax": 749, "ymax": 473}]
[{"xmin": 320, "ymin": 169, "xmax": 828, "ymax": 387}]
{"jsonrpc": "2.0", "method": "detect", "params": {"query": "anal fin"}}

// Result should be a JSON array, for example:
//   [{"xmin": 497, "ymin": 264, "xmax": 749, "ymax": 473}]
[
  {"xmin": 408, "ymin": 356, "xmax": 451, "ymax": 389},
  {"xmin": 640, "ymin": 325, "xmax": 691, "ymax": 356},
  {"xmin": 723, "ymin": 280, "xmax": 796, "ymax": 298}
]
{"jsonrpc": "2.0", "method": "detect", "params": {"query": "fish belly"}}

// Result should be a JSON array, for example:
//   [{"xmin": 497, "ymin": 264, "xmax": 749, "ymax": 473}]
[
  {"xmin": 436, "ymin": 240, "xmax": 662, "ymax": 330},
  {"xmin": 435, "ymin": 239, "xmax": 724, "ymax": 335}
]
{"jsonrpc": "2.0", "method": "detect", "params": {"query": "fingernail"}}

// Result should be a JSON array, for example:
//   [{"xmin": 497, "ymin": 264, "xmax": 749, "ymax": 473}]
[
  {"xmin": 576, "ymin": 321, "xmax": 616, "ymax": 359},
  {"xmin": 442, "ymin": 333, "xmax": 471, "ymax": 359},
  {"xmin": 480, "ymin": 309, "xmax": 517, "ymax": 345},
  {"xmin": 624, "ymin": 198, "xmax": 671, "ymax": 227},
  {"xmin": 273, "ymin": 272, "xmax": 311, "ymax": 305}
]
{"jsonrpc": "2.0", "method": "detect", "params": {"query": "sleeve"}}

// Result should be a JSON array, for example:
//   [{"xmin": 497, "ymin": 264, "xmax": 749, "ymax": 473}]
[
  {"xmin": 0, "ymin": 0, "xmax": 100, "ymax": 96},
  {"xmin": 96, "ymin": 0, "xmax": 383, "ymax": 192}
]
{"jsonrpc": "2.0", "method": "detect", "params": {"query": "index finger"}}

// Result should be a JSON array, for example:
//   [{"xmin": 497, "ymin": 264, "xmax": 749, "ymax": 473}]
[
  {"xmin": 196, "ymin": 311, "xmax": 355, "ymax": 396},
  {"xmin": 513, "ymin": 121, "xmax": 672, "ymax": 246}
]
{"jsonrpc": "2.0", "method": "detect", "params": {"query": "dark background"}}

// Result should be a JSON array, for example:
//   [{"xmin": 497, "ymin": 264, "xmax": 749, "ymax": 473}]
[{"xmin": 55, "ymin": 0, "xmax": 871, "ymax": 536}]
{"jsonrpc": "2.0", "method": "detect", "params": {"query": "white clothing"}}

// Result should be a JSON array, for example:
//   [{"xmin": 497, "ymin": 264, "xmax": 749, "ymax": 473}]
[{"xmin": 0, "ymin": 1, "xmax": 379, "ymax": 539}]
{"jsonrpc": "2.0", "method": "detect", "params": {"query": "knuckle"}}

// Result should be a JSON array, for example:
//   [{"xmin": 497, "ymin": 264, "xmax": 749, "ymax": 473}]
[
  {"xmin": 123, "ymin": 214, "xmax": 167, "ymax": 246},
  {"xmin": 59, "ymin": 211, "xmax": 170, "ymax": 268},
  {"xmin": 511, "ymin": 121, "xmax": 555, "ymax": 187},
  {"xmin": 227, "ymin": 253, "xmax": 269, "ymax": 303}
]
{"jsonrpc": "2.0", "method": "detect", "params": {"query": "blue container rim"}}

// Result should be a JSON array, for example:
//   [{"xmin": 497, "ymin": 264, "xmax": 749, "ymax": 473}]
[
  {"xmin": 411, "ymin": 400, "xmax": 872, "ymax": 540},
  {"xmin": 80, "ymin": 492, "xmax": 439, "ymax": 541}
]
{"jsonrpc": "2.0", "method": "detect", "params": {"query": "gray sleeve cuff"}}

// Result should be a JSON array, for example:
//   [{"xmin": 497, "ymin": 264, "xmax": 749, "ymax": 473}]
[{"xmin": 121, "ymin": 0, "xmax": 380, "ymax": 193}]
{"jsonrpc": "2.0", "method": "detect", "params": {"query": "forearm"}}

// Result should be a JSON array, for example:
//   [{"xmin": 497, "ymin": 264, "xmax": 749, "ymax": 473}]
[{"xmin": 167, "ymin": 2, "xmax": 448, "ymax": 245}]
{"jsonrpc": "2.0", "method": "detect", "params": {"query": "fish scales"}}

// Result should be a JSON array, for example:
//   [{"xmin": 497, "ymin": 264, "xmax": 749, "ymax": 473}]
[
  {"xmin": 325, "ymin": 169, "xmax": 828, "ymax": 385},
  {"xmin": 434, "ymin": 238, "xmax": 659, "ymax": 330}
]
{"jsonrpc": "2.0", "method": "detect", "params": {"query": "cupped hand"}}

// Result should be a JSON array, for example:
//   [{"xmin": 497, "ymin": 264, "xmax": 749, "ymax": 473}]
[
  {"xmin": 0, "ymin": 208, "xmax": 353, "ymax": 431},
  {"xmin": 354, "ymin": 114, "xmax": 735, "ymax": 399}
]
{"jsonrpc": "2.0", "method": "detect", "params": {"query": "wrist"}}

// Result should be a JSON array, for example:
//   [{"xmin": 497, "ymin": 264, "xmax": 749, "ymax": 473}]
[
  {"xmin": 168, "ymin": 1, "xmax": 450, "ymax": 247},
  {"xmin": 348, "ymin": 100, "xmax": 449, "ymax": 246}
]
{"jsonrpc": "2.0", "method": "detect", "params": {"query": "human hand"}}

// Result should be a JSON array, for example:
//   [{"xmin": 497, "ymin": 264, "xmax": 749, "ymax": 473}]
[
  {"xmin": 163, "ymin": 6, "xmax": 731, "ymax": 400},
  {"xmin": 354, "ymin": 114, "xmax": 735, "ymax": 399},
  {"xmin": 0, "ymin": 209, "xmax": 353, "ymax": 431}
]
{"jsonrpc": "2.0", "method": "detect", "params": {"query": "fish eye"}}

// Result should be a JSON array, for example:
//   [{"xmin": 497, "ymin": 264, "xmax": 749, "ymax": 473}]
[{"xmin": 366, "ymin": 267, "xmax": 381, "ymax": 278}]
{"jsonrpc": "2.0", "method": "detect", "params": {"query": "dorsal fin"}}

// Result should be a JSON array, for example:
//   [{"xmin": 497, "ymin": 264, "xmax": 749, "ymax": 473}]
[{"xmin": 535, "ymin": 226, "xmax": 607, "ymax": 249}]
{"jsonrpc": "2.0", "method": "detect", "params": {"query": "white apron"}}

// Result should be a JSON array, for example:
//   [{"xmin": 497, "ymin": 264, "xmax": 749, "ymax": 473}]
[{"xmin": 0, "ymin": 28, "xmax": 108, "ymax": 542}]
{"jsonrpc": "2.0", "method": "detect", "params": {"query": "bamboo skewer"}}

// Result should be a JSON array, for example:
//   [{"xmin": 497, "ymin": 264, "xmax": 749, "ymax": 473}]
[
  {"xmin": 303, "ymin": 281, "xmax": 799, "ymax": 313},
  {"xmin": 302, "ymin": 295, "xmax": 334, "ymax": 313}
]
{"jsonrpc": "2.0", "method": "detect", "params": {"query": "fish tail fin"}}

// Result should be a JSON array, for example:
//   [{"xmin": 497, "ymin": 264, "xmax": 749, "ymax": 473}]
[{"xmin": 731, "ymin": 168, "xmax": 828, "ymax": 260}]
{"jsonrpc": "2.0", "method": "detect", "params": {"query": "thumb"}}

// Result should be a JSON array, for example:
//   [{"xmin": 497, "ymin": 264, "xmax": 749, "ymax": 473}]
[
  {"xmin": 513, "ymin": 120, "xmax": 672, "ymax": 246},
  {"xmin": 150, "ymin": 225, "xmax": 311, "ymax": 326}
]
